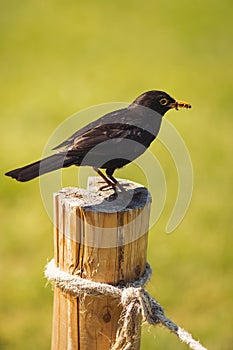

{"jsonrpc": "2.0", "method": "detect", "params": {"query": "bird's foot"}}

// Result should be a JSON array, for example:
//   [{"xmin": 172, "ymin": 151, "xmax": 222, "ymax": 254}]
[
  {"xmin": 98, "ymin": 184, "xmax": 115, "ymax": 191},
  {"xmin": 98, "ymin": 183, "xmax": 118, "ymax": 201},
  {"xmin": 105, "ymin": 191, "xmax": 118, "ymax": 201}
]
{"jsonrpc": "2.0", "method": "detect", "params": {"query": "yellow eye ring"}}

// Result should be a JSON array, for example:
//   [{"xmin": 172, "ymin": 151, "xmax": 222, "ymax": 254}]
[{"xmin": 160, "ymin": 98, "xmax": 168, "ymax": 106}]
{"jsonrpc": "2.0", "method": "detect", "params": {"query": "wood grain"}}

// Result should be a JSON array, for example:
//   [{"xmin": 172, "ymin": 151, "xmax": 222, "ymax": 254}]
[{"xmin": 51, "ymin": 178, "xmax": 151, "ymax": 350}]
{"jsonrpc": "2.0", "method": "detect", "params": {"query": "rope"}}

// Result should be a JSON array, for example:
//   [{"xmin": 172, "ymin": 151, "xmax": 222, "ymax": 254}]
[{"xmin": 45, "ymin": 259, "xmax": 207, "ymax": 350}]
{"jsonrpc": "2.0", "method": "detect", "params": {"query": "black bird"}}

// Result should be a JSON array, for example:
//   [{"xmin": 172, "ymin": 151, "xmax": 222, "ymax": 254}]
[{"xmin": 5, "ymin": 90, "xmax": 191, "ymax": 191}]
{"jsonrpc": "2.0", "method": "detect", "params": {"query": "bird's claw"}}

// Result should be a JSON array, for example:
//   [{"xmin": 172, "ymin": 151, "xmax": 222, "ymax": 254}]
[
  {"xmin": 99, "ymin": 184, "xmax": 115, "ymax": 191},
  {"xmin": 105, "ymin": 192, "xmax": 118, "ymax": 201}
]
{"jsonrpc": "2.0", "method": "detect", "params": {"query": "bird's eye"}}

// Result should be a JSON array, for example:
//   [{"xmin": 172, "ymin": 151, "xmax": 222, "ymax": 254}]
[{"xmin": 159, "ymin": 98, "xmax": 168, "ymax": 106}]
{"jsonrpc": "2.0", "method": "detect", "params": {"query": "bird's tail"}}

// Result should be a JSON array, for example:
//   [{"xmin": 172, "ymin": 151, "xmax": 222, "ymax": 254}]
[{"xmin": 5, "ymin": 154, "xmax": 73, "ymax": 182}]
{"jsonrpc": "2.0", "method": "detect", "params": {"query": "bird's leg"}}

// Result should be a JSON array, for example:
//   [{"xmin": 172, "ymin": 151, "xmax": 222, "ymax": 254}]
[
  {"xmin": 92, "ymin": 167, "xmax": 118, "ymax": 200},
  {"xmin": 106, "ymin": 173, "xmax": 118, "ymax": 185},
  {"xmin": 105, "ymin": 169, "xmax": 125, "ymax": 192},
  {"xmin": 92, "ymin": 167, "xmax": 116, "ymax": 191}
]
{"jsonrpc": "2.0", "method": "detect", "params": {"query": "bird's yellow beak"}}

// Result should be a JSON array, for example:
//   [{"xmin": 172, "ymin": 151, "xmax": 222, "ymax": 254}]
[{"xmin": 170, "ymin": 100, "xmax": 192, "ymax": 110}]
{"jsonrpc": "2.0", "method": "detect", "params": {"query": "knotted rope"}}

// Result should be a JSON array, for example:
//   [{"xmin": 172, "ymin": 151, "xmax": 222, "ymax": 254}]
[{"xmin": 45, "ymin": 259, "xmax": 207, "ymax": 350}]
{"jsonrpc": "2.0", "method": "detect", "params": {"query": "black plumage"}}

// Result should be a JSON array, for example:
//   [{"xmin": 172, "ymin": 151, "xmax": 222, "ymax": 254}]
[{"xmin": 5, "ymin": 90, "xmax": 191, "ymax": 189}]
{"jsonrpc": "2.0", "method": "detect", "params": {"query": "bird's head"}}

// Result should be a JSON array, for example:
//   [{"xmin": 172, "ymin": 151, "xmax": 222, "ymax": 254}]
[{"xmin": 130, "ymin": 90, "xmax": 191, "ymax": 116}]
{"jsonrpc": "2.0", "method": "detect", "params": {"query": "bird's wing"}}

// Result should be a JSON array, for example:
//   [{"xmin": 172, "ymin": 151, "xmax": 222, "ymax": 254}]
[
  {"xmin": 53, "ymin": 105, "xmax": 161, "ymax": 154},
  {"xmin": 65, "ymin": 123, "xmax": 142, "ymax": 156},
  {"xmin": 52, "ymin": 108, "xmax": 128, "ymax": 150}
]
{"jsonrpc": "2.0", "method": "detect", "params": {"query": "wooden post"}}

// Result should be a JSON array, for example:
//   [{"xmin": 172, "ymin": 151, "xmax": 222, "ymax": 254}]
[{"xmin": 51, "ymin": 177, "xmax": 151, "ymax": 350}]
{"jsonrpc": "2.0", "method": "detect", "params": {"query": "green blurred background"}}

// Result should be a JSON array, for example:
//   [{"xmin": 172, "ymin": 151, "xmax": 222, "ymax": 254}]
[{"xmin": 1, "ymin": 0, "xmax": 233, "ymax": 349}]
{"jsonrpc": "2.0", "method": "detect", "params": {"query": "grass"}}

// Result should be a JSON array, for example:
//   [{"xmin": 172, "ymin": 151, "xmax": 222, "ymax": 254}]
[{"xmin": 1, "ymin": 0, "xmax": 233, "ymax": 349}]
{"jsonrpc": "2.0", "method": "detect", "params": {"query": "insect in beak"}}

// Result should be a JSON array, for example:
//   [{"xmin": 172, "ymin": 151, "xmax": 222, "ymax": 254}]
[{"xmin": 170, "ymin": 100, "xmax": 192, "ymax": 110}]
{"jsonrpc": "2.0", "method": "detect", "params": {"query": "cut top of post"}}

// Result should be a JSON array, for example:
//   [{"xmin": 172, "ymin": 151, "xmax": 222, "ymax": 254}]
[
  {"xmin": 57, "ymin": 177, "xmax": 151, "ymax": 212},
  {"xmin": 54, "ymin": 177, "xmax": 152, "ymax": 250}
]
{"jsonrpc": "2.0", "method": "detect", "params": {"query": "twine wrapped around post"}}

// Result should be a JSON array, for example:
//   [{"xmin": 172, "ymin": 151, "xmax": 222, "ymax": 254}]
[
  {"xmin": 45, "ymin": 259, "xmax": 207, "ymax": 350},
  {"xmin": 47, "ymin": 177, "xmax": 207, "ymax": 350}
]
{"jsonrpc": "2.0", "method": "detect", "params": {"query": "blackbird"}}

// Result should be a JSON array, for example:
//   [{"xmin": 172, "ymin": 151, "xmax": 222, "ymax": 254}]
[{"xmin": 5, "ymin": 90, "xmax": 191, "ymax": 191}]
